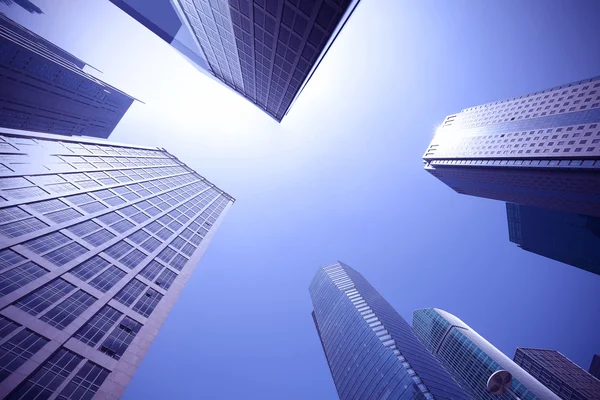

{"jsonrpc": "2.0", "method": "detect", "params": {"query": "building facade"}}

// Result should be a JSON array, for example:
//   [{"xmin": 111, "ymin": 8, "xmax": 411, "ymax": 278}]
[
  {"xmin": 0, "ymin": 129, "xmax": 233, "ymax": 399},
  {"xmin": 0, "ymin": 13, "xmax": 135, "ymax": 138},
  {"xmin": 514, "ymin": 348, "xmax": 600, "ymax": 400},
  {"xmin": 412, "ymin": 308, "xmax": 559, "ymax": 400},
  {"xmin": 506, "ymin": 203, "xmax": 600, "ymax": 276},
  {"xmin": 423, "ymin": 76, "xmax": 600, "ymax": 217},
  {"xmin": 111, "ymin": 0, "xmax": 360, "ymax": 122},
  {"xmin": 310, "ymin": 262, "xmax": 468, "ymax": 400}
]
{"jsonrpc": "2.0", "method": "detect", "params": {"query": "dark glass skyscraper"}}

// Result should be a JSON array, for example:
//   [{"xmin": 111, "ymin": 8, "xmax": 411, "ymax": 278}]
[
  {"xmin": 506, "ymin": 203, "xmax": 600, "ymax": 276},
  {"xmin": 0, "ymin": 13, "xmax": 135, "ymax": 138},
  {"xmin": 423, "ymin": 76, "xmax": 600, "ymax": 217},
  {"xmin": 514, "ymin": 348, "xmax": 600, "ymax": 400},
  {"xmin": 0, "ymin": 129, "xmax": 233, "ymax": 399},
  {"xmin": 111, "ymin": 0, "xmax": 361, "ymax": 121},
  {"xmin": 309, "ymin": 262, "xmax": 468, "ymax": 400},
  {"xmin": 412, "ymin": 308, "xmax": 559, "ymax": 400}
]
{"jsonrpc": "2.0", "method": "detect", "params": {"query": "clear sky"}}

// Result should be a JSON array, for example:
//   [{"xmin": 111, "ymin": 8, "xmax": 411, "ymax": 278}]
[{"xmin": 3, "ymin": 0, "xmax": 600, "ymax": 398}]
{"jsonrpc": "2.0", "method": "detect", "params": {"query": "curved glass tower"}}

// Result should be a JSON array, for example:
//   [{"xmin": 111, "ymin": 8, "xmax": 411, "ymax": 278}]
[
  {"xmin": 309, "ymin": 262, "xmax": 468, "ymax": 400},
  {"xmin": 412, "ymin": 308, "xmax": 560, "ymax": 400}
]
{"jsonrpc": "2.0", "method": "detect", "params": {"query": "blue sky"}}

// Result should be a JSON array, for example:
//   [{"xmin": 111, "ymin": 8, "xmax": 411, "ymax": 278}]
[{"xmin": 3, "ymin": 0, "xmax": 600, "ymax": 398}]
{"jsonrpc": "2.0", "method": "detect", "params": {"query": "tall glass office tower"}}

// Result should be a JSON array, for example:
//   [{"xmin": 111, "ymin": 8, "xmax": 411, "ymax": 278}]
[
  {"xmin": 412, "ymin": 308, "xmax": 559, "ymax": 400},
  {"xmin": 423, "ymin": 76, "xmax": 600, "ymax": 217},
  {"xmin": 0, "ymin": 129, "xmax": 233, "ymax": 399},
  {"xmin": 110, "ymin": 0, "xmax": 361, "ymax": 121},
  {"xmin": 506, "ymin": 203, "xmax": 600, "ymax": 276},
  {"xmin": 309, "ymin": 262, "xmax": 468, "ymax": 400},
  {"xmin": 514, "ymin": 348, "xmax": 600, "ymax": 400},
  {"xmin": 0, "ymin": 13, "xmax": 135, "ymax": 138},
  {"xmin": 590, "ymin": 354, "xmax": 600, "ymax": 380}
]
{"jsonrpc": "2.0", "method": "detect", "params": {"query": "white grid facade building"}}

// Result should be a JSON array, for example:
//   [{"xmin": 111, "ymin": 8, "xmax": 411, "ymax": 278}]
[{"xmin": 0, "ymin": 129, "xmax": 234, "ymax": 399}]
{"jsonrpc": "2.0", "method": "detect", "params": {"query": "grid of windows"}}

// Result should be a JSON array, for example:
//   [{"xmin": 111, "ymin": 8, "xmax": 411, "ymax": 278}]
[
  {"xmin": 7, "ymin": 348, "xmax": 82, "ymax": 400},
  {"xmin": 40, "ymin": 290, "xmax": 96, "ymax": 329},
  {"xmin": 56, "ymin": 361, "xmax": 109, "ymax": 400},
  {"xmin": 74, "ymin": 306, "xmax": 122, "ymax": 347},
  {"xmin": 0, "ymin": 131, "xmax": 233, "ymax": 399},
  {"xmin": 0, "ymin": 262, "xmax": 47, "ymax": 295},
  {"xmin": 99, "ymin": 317, "xmax": 142, "ymax": 360},
  {"xmin": 176, "ymin": 0, "xmax": 355, "ymax": 120},
  {"xmin": 0, "ymin": 329, "xmax": 49, "ymax": 383}
]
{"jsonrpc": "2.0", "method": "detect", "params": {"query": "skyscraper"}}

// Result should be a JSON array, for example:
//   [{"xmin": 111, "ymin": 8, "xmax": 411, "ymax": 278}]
[
  {"xmin": 423, "ymin": 76, "xmax": 600, "ymax": 217},
  {"xmin": 110, "ymin": 0, "xmax": 361, "ymax": 122},
  {"xmin": 309, "ymin": 262, "xmax": 469, "ymax": 400},
  {"xmin": 0, "ymin": 129, "xmax": 234, "ymax": 399},
  {"xmin": 506, "ymin": 203, "xmax": 600, "ymax": 276},
  {"xmin": 0, "ymin": 13, "xmax": 135, "ymax": 138},
  {"xmin": 514, "ymin": 348, "xmax": 600, "ymax": 400},
  {"xmin": 589, "ymin": 354, "xmax": 600, "ymax": 380},
  {"xmin": 412, "ymin": 308, "xmax": 559, "ymax": 400}
]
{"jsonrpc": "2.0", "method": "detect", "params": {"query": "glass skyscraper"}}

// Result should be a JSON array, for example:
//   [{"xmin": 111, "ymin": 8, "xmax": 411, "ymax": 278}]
[
  {"xmin": 423, "ymin": 76, "xmax": 600, "ymax": 217},
  {"xmin": 506, "ymin": 203, "xmax": 600, "ymax": 276},
  {"xmin": 514, "ymin": 348, "xmax": 600, "ymax": 400},
  {"xmin": 0, "ymin": 129, "xmax": 233, "ymax": 399},
  {"xmin": 309, "ymin": 262, "xmax": 468, "ymax": 400},
  {"xmin": 412, "ymin": 308, "xmax": 559, "ymax": 400},
  {"xmin": 0, "ymin": 13, "xmax": 135, "ymax": 138},
  {"xmin": 110, "ymin": 0, "xmax": 361, "ymax": 122}
]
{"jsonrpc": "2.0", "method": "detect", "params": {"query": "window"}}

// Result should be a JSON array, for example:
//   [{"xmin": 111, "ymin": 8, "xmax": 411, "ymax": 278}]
[
  {"xmin": 128, "ymin": 230, "xmax": 150, "ymax": 244},
  {"xmin": 67, "ymin": 220, "xmax": 101, "ymax": 237},
  {"xmin": 0, "ymin": 207, "xmax": 29, "ymax": 224},
  {"xmin": 70, "ymin": 256, "xmax": 110, "ymax": 281},
  {"xmin": 78, "ymin": 201, "xmax": 107, "ymax": 214},
  {"xmin": 0, "ymin": 316, "xmax": 20, "ymax": 340},
  {"xmin": 157, "ymin": 247, "xmax": 176, "ymax": 263},
  {"xmin": 96, "ymin": 212, "xmax": 121, "ymax": 225},
  {"xmin": 170, "ymin": 254, "xmax": 188, "ymax": 271},
  {"xmin": 104, "ymin": 241, "xmax": 133, "ymax": 260},
  {"xmin": 114, "ymin": 279, "xmax": 146, "ymax": 306},
  {"xmin": 120, "ymin": 249, "xmax": 146, "ymax": 269},
  {"xmin": 83, "ymin": 229, "xmax": 116, "ymax": 247},
  {"xmin": 8, "ymin": 348, "xmax": 82, "ymax": 399},
  {"xmin": 16, "ymin": 279, "xmax": 75, "ymax": 315},
  {"xmin": 64, "ymin": 193, "xmax": 94, "ymax": 205},
  {"xmin": 111, "ymin": 219, "xmax": 134, "ymax": 233},
  {"xmin": 0, "ymin": 262, "xmax": 47, "ymax": 295},
  {"xmin": 40, "ymin": 290, "xmax": 96, "ymax": 329},
  {"xmin": 0, "ymin": 218, "xmax": 47, "ymax": 238},
  {"xmin": 74, "ymin": 306, "xmax": 122, "ymax": 346},
  {"xmin": 100, "ymin": 317, "xmax": 142, "ymax": 360},
  {"xmin": 89, "ymin": 266, "xmax": 126, "ymax": 292},
  {"xmin": 45, "ymin": 208, "xmax": 82, "ymax": 224},
  {"xmin": 0, "ymin": 329, "xmax": 49, "ymax": 383},
  {"xmin": 43, "ymin": 242, "xmax": 88, "ymax": 266},
  {"xmin": 133, "ymin": 289, "xmax": 163, "ymax": 317},
  {"xmin": 24, "ymin": 232, "xmax": 70, "ymax": 254},
  {"xmin": 139, "ymin": 261, "xmax": 164, "ymax": 281},
  {"xmin": 0, "ymin": 249, "xmax": 26, "ymax": 272},
  {"xmin": 141, "ymin": 237, "xmax": 161, "ymax": 253},
  {"xmin": 57, "ymin": 361, "xmax": 109, "ymax": 400},
  {"xmin": 155, "ymin": 268, "xmax": 177, "ymax": 290}
]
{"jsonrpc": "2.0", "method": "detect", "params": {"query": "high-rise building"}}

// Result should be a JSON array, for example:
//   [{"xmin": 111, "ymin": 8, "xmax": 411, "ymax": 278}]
[
  {"xmin": 0, "ymin": 13, "xmax": 136, "ymax": 138},
  {"xmin": 514, "ymin": 348, "xmax": 600, "ymax": 400},
  {"xmin": 0, "ymin": 129, "xmax": 234, "ymax": 400},
  {"xmin": 110, "ymin": 0, "xmax": 361, "ymax": 122},
  {"xmin": 506, "ymin": 203, "xmax": 600, "ymax": 276},
  {"xmin": 309, "ymin": 262, "xmax": 469, "ymax": 400},
  {"xmin": 423, "ymin": 76, "xmax": 600, "ymax": 217},
  {"xmin": 589, "ymin": 354, "xmax": 600, "ymax": 380},
  {"xmin": 412, "ymin": 308, "xmax": 559, "ymax": 400}
]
